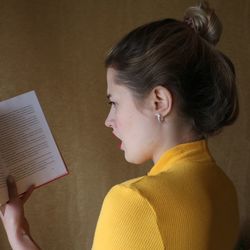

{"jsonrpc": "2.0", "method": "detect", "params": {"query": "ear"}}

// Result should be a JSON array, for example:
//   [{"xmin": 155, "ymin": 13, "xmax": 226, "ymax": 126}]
[{"xmin": 150, "ymin": 86, "xmax": 173, "ymax": 116}]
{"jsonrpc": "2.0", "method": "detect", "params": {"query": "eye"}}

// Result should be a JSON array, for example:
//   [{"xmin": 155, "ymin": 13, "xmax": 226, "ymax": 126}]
[{"xmin": 108, "ymin": 101, "xmax": 116, "ymax": 106}]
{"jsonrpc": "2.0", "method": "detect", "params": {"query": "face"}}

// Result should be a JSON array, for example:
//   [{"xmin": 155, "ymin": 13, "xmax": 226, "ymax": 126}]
[{"xmin": 105, "ymin": 68, "xmax": 160, "ymax": 164}]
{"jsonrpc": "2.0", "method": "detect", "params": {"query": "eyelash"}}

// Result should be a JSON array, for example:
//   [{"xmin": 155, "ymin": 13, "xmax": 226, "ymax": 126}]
[{"xmin": 108, "ymin": 101, "xmax": 115, "ymax": 106}]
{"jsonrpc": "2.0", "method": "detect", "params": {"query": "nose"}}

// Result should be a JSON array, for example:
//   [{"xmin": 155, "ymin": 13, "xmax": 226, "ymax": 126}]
[
  {"xmin": 105, "ymin": 117, "xmax": 111, "ymax": 128},
  {"xmin": 105, "ymin": 111, "xmax": 113, "ymax": 128}
]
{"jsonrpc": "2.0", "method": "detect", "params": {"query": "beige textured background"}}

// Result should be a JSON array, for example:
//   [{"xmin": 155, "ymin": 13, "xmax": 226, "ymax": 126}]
[{"xmin": 0, "ymin": 0, "xmax": 249, "ymax": 249}]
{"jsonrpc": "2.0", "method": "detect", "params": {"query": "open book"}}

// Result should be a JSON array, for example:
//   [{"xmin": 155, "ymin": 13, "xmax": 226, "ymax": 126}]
[{"xmin": 0, "ymin": 91, "xmax": 68, "ymax": 205}]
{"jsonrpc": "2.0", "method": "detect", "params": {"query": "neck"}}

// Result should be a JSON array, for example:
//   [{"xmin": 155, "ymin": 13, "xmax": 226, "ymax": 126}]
[{"xmin": 152, "ymin": 118, "xmax": 204, "ymax": 164}]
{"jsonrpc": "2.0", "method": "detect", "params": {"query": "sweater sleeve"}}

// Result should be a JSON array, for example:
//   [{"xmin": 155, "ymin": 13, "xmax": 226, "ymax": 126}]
[{"xmin": 91, "ymin": 184, "xmax": 164, "ymax": 250}]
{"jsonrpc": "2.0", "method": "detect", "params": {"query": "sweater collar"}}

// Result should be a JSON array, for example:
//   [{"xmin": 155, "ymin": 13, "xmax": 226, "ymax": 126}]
[{"xmin": 148, "ymin": 139, "xmax": 215, "ymax": 176}]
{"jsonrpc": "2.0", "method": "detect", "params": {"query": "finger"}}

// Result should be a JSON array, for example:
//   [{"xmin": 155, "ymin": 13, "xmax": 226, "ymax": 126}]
[
  {"xmin": 7, "ymin": 175, "xmax": 18, "ymax": 200},
  {"xmin": 20, "ymin": 185, "xmax": 35, "ymax": 204},
  {"xmin": 0, "ymin": 206, "xmax": 5, "ymax": 217}
]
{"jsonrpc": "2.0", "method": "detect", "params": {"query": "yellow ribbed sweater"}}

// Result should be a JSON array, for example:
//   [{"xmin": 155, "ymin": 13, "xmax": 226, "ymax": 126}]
[{"xmin": 92, "ymin": 139, "xmax": 240, "ymax": 249}]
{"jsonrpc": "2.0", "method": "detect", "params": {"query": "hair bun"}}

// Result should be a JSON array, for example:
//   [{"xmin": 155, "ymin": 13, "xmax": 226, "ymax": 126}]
[{"xmin": 184, "ymin": 1, "xmax": 222, "ymax": 45}]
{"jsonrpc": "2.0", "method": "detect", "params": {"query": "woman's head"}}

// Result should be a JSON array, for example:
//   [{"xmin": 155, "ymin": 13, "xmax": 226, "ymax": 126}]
[
  {"xmin": 105, "ymin": 1, "xmax": 239, "ymax": 163},
  {"xmin": 105, "ymin": 67, "xmax": 168, "ymax": 164}
]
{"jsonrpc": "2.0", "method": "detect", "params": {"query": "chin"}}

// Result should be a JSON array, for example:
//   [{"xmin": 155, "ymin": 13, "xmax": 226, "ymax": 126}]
[{"xmin": 124, "ymin": 151, "xmax": 148, "ymax": 165}]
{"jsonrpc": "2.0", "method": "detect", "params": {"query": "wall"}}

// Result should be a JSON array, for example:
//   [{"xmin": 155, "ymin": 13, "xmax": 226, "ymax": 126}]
[{"xmin": 0, "ymin": 0, "xmax": 249, "ymax": 249}]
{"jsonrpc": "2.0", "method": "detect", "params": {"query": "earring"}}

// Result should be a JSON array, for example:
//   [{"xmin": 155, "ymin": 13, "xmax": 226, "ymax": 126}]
[{"xmin": 155, "ymin": 113, "xmax": 164, "ymax": 123}]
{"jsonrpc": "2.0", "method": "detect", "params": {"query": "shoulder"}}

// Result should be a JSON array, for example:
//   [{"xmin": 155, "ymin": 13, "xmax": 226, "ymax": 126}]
[
  {"xmin": 99, "ymin": 176, "xmax": 160, "ymax": 221},
  {"xmin": 102, "ymin": 174, "xmax": 170, "ymax": 215},
  {"xmin": 94, "ymin": 179, "xmax": 158, "ymax": 237},
  {"xmin": 107, "ymin": 175, "xmax": 162, "ymax": 200},
  {"xmin": 92, "ymin": 178, "xmax": 164, "ymax": 249},
  {"xmin": 103, "ymin": 177, "xmax": 151, "ymax": 210}
]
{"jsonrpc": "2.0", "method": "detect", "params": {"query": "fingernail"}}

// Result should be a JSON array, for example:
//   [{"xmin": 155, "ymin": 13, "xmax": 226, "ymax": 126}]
[{"xmin": 7, "ymin": 175, "xmax": 15, "ymax": 183}]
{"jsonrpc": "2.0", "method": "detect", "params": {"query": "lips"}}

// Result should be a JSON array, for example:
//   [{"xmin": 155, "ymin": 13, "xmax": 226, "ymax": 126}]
[
  {"xmin": 112, "ymin": 132, "xmax": 123, "ymax": 150},
  {"xmin": 112, "ymin": 131, "xmax": 120, "ymax": 140}
]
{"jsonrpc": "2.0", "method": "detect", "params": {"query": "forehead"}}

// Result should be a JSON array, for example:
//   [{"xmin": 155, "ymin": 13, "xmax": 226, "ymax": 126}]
[
  {"xmin": 106, "ymin": 68, "xmax": 149, "ymax": 114},
  {"xmin": 106, "ymin": 68, "xmax": 129, "ymax": 98}
]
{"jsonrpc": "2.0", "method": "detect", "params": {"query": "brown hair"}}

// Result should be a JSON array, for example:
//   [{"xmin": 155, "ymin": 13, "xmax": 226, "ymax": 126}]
[{"xmin": 105, "ymin": 1, "xmax": 239, "ymax": 138}]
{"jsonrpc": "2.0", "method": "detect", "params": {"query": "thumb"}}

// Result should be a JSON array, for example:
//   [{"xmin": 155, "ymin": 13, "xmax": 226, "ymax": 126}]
[
  {"xmin": 7, "ymin": 175, "xmax": 18, "ymax": 201},
  {"xmin": 0, "ymin": 206, "xmax": 6, "ymax": 218},
  {"xmin": 20, "ymin": 185, "xmax": 35, "ymax": 204}
]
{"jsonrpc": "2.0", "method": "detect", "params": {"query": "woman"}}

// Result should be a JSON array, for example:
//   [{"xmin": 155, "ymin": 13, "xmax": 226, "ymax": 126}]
[{"xmin": 0, "ymin": 1, "xmax": 240, "ymax": 249}]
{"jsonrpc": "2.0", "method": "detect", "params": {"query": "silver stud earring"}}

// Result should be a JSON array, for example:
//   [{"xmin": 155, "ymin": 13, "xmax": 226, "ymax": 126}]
[{"xmin": 155, "ymin": 113, "xmax": 164, "ymax": 123}]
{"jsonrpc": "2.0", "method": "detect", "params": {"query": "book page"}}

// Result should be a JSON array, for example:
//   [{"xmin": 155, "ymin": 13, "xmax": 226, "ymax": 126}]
[{"xmin": 0, "ymin": 91, "xmax": 68, "ymax": 205}]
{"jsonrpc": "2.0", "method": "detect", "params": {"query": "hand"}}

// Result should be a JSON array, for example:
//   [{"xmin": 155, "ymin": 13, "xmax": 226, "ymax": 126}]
[{"xmin": 0, "ymin": 176, "xmax": 37, "ymax": 249}]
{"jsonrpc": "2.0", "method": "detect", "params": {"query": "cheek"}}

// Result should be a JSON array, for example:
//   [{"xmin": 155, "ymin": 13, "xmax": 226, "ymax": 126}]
[
  {"xmin": 116, "ymin": 113, "xmax": 133, "ymax": 134},
  {"xmin": 132, "ymin": 116, "xmax": 157, "ymax": 146},
  {"xmin": 115, "ymin": 118, "xmax": 123, "ymax": 129}
]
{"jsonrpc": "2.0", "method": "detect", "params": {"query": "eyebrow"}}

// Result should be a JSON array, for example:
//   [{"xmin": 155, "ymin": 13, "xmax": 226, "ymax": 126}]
[{"xmin": 107, "ymin": 94, "xmax": 111, "ymax": 100}]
